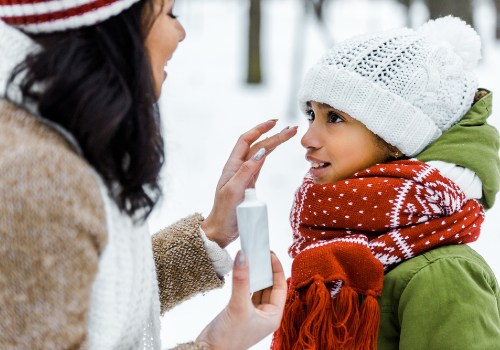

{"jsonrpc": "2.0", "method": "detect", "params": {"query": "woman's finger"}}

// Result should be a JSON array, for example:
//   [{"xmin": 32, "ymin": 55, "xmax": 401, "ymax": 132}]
[
  {"xmin": 252, "ymin": 290, "xmax": 263, "ymax": 306},
  {"xmin": 224, "ymin": 149, "xmax": 266, "ymax": 192},
  {"xmin": 254, "ymin": 253, "xmax": 284, "ymax": 305},
  {"xmin": 254, "ymin": 286, "xmax": 273, "ymax": 305},
  {"xmin": 268, "ymin": 253, "xmax": 287, "ymax": 309},
  {"xmin": 229, "ymin": 120, "xmax": 278, "ymax": 160},
  {"xmin": 229, "ymin": 250, "xmax": 251, "ymax": 313},
  {"xmin": 246, "ymin": 126, "xmax": 297, "ymax": 187},
  {"xmin": 246, "ymin": 126, "xmax": 298, "ymax": 161},
  {"xmin": 217, "ymin": 122, "xmax": 297, "ymax": 190}
]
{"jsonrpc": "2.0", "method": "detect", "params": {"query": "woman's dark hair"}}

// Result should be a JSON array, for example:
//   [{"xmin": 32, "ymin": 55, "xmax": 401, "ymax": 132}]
[{"xmin": 9, "ymin": 0, "xmax": 163, "ymax": 221}]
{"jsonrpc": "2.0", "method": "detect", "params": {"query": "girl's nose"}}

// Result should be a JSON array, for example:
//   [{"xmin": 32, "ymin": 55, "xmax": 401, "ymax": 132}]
[{"xmin": 301, "ymin": 124, "xmax": 321, "ymax": 149}]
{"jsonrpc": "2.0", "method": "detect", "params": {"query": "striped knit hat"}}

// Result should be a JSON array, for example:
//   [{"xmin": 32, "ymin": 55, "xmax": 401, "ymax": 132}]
[{"xmin": 0, "ymin": 0, "xmax": 142, "ymax": 33}]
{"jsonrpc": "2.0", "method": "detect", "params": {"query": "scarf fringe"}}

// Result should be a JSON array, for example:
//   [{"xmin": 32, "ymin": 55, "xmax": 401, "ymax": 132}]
[
  {"xmin": 272, "ymin": 277, "xmax": 380, "ymax": 350},
  {"xmin": 355, "ymin": 294, "xmax": 380, "ymax": 349}
]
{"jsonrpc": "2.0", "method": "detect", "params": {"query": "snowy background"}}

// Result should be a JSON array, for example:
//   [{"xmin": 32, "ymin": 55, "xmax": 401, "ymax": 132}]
[{"xmin": 147, "ymin": 0, "xmax": 500, "ymax": 348}]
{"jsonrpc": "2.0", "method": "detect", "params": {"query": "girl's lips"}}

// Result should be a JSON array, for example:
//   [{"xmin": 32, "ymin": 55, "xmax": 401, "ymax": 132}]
[
  {"xmin": 309, "ymin": 163, "xmax": 331, "ymax": 180},
  {"xmin": 306, "ymin": 156, "xmax": 330, "ymax": 181}
]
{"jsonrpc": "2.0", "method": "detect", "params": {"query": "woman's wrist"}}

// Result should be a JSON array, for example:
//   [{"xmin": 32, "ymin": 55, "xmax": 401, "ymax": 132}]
[
  {"xmin": 200, "ymin": 219, "xmax": 217, "ymax": 245},
  {"xmin": 200, "ymin": 216, "xmax": 226, "ymax": 248}
]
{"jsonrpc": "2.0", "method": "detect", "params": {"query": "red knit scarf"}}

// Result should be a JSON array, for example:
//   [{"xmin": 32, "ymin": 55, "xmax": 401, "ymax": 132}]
[{"xmin": 272, "ymin": 160, "xmax": 484, "ymax": 350}]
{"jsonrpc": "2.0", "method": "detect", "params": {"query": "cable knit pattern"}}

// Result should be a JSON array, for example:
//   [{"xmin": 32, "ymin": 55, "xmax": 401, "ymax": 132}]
[
  {"xmin": 171, "ymin": 342, "xmax": 208, "ymax": 350},
  {"xmin": 87, "ymin": 177, "xmax": 161, "ymax": 349},
  {"xmin": 153, "ymin": 214, "xmax": 225, "ymax": 315}
]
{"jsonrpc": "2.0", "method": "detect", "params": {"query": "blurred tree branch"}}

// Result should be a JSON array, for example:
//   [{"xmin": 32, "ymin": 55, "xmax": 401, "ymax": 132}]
[
  {"xmin": 311, "ymin": 0, "xmax": 328, "ymax": 20},
  {"xmin": 495, "ymin": 0, "xmax": 500, "ymax": 39},
  {"xmin": 286, "ymin": 0, "xmax": 333, "ymax": 118},
  {"xmin": 395, "ymin": 0, "xmax": 412, "ymax": 27},
  {"xmin": 425, "ymin": 0, "xmax": 474, "ymax": 29},
  {"xmin": 396, "ymin": 0, "xmax": 475, "ymax": 29},
  {"xmin": 247, "ymin": 0, "xmax": 261, "ymax": 84},
  {"xmin": 246, "ymin": 0, "xmax": 334, "ymax": 85}
]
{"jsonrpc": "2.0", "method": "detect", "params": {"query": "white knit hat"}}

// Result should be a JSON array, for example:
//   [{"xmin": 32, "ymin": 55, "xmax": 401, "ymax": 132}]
[
  {"xmin": 299, "ymin": 16, "xmax": 481, "ymax": 156},
  {"xmin": 0, "ymin": 0, "xmax": 142, "ymax": 33}
]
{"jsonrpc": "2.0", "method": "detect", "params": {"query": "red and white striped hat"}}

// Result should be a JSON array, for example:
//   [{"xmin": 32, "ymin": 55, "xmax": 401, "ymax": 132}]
[{"xmin": 0, "ymin": 0, "xmax": 143, "ymax": 33}]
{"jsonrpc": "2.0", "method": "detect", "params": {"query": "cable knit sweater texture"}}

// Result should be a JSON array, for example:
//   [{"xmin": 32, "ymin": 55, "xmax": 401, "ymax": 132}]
[{"xmin": 0, "ymin": 99, "xmax": 221, "ymax": 349}]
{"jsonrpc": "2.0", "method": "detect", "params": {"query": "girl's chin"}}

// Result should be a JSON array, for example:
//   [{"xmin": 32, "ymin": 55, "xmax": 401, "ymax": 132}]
[{"xmin": 309, "ymin": 168, "xmax": 348, "ymax": 184}]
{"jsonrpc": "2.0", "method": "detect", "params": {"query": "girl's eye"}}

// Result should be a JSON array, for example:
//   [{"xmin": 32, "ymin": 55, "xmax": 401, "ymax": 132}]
[
  {"xmin": 328, "ymin": 111, "xmax": 343, "ymax": 123},
  {"xmin": 305, "ymin": 109, "xmax": 315, "ymax": 122}
]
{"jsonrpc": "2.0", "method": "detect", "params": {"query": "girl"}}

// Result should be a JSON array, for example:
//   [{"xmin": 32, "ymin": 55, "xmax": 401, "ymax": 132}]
[
  {"xmin": 273, "ymin": 16, "xmax": 500, "ymax": 349},
  {"xmin": 0, "ymin": 0, "xmax": 295, "ymax": 349}
]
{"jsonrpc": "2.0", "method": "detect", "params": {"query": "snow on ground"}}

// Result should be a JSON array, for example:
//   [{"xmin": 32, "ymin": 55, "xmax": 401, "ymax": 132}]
[{"xmin": 147, "ymin": 0, "xmax": 500, "ymax": 348}]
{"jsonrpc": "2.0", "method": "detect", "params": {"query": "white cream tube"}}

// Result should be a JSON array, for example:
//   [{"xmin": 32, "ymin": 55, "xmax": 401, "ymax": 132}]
[{"xmin": 237, "ymin": 188, "xmax": 273, "ymax": 293}]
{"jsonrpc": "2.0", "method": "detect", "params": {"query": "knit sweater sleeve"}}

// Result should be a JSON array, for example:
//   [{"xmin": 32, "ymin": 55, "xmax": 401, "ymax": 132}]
[
  {"xmin": 0, "ymin": 135, "xmax": 107, "ymax": 349},
  {"xmin": 169, "ymin": 342, "xmax": 208, "ymax": 349},
  {"xmin": 152, "ymin": 213, "xmax": 225, "ymax": 315}
]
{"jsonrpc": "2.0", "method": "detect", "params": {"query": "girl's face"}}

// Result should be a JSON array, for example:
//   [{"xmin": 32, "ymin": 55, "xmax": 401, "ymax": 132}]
[
  {"xmin": 301, "ymin": 101, "xmax": 393, "ymax": 184},
  {"xmin": 144, "ymin": 0, "xmax": 186, "ymax": 97}
]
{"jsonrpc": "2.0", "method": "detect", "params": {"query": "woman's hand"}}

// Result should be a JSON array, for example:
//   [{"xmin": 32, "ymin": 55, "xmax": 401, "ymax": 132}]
[
  {"xmin": 196, "ymin": 251, "xmax": 287, "ymax": 350},
  {"xmin": 201, "ymin": 120, "xmax": 297, "ymax": 248}
]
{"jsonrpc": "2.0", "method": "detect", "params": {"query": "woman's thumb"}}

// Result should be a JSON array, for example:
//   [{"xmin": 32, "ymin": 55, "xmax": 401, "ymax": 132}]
[{"xmin": 229, "ymin": 250, "xmax": 251, "ymax": 312}]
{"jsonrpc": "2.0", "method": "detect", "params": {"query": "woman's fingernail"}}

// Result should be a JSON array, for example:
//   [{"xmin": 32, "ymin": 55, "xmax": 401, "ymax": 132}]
[
  {"xmin": 253, "ymin": 147, "xmax": 266, "ymax": 161},
  {"xmin": 281, "ymin": 126, "xmax": 290, "ymax": 132},
  {"xmin": 268, "ymin": 118, "xmax": 278, "ymax": 122},
  {"xmin": 236, "ymin": 250, "xmax": 246, "ymax": 267}
]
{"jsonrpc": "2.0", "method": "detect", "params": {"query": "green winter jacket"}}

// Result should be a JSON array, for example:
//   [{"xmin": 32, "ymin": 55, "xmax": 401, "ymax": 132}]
[
  {"xmin": 378, "ymin": 245, "xmax": 500, "ymax": 349},
  {"xmin": 378, "ymin": 90, "xmax": 500, "ymax": 349}
]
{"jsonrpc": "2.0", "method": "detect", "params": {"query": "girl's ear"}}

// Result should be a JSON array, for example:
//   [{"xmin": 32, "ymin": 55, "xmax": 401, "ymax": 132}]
[
  {"xmin": 380, "ymin": 139, "xmax": 403, "ymax": 160},
  {"xmin": 375, "ymin": 136, "xmax": 400, "ymax": 161}
]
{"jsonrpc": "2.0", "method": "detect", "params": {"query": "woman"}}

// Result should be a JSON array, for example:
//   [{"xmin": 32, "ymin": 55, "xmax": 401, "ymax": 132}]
[{"xmin": 0, "ymin": 0, "xmax": 296, "ymax": 348}]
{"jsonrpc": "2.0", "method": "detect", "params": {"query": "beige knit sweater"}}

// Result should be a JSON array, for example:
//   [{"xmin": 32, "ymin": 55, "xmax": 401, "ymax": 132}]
[{"xmin": 0, "ymin": 99, "xmax": 223, "ymax": 349}]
